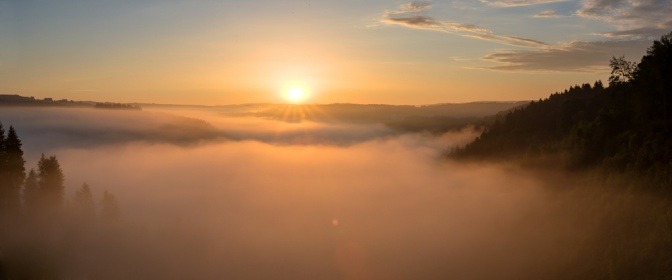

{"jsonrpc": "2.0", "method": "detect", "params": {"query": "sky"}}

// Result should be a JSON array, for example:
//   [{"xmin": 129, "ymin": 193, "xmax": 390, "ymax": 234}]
[{"xmin": 1, "ymin": 0, "xmax": 670, "ymax": 105}]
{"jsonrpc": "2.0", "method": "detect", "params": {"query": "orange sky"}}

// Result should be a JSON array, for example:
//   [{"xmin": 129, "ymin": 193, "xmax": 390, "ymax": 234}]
[{"xmin": 1, "ymin": 1, "xmax": 666, "ymax": 105}]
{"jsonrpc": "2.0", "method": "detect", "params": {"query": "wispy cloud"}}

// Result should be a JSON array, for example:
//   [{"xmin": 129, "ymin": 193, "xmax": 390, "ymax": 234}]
[
  {"xmin": 480, "ymin": 0, "xmax": 567, "ymax": 7},
  {"xmin": 381, "ymin": 2, "xmax": 548, "ymax": 48},
  {"xmin": 394, "ymin": 1, "xmax": 433, "ymax": 13},
  {"xmin": 380, "ymin": 1, "xmax": 664, "ymax": 73},
  {"xmin": 481, "ymin": 39, "xmax": 652, "ymax": 72},
  {"xmin": 577, "ymin": 0, "xmax": 672, "ymax": 38},
  {"xmin": 533, "ymin": 10, "xmax": 562, "ymax": 18}
]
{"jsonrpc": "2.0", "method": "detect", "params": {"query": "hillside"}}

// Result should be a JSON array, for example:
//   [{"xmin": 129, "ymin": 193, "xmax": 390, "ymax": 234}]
[
  {"xmin": 0, "ymin": 94, "xmax": 140, "ymax": 110},
  {"xmin": 453, "ymin": 32, "xmax": 672, "ymax": 188},
  {"xmin": 253, "ymin": 102, "xmax": 528, "ymax": 133}
]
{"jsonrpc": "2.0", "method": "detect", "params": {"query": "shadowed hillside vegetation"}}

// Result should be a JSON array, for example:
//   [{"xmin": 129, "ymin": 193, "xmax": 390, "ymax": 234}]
[
  {"xmin": 452, "ymin": 32, "xmax": 672, "ymax": 280},
  {"xmin": 454, "ymin": 31, "xmax": 672, "ymax": 189}
]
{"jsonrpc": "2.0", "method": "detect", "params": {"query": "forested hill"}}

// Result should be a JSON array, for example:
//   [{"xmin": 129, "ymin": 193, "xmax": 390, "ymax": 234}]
[
  {"xmin": 453, "ymin": 32, "xmax": 672, "ymax": 188},
  {"xmin": 0, "ymin": 94, "xmax": 141, "ymax": 110}
]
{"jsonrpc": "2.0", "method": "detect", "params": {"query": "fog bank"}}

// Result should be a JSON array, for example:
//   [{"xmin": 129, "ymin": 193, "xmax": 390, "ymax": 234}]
[
  {"xmin": 55, "ymin": 135, "xmax": 587, "ymax": 279},
  {"xmin": 2, "ymin": 106, "xmax": 661, "ymax": 279}
]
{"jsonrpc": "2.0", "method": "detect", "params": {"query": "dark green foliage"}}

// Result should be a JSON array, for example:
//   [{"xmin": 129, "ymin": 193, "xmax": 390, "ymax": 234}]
[{"xmin": 454, "ymin": 31, "xmax": 672, "ymax": 189}]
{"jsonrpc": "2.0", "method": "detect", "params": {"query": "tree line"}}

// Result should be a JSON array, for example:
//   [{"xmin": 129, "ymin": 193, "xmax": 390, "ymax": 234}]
[
  {"xmin": 0, "ymin": 123, "xmax": 119, "ymax": 222},
  {"xmin": 0, "ymin": 122, "xmax": 120, "ymax": 278},
  {"xmin": 453, "ymin": 31, "xmax": 672, "ymax": 190}
]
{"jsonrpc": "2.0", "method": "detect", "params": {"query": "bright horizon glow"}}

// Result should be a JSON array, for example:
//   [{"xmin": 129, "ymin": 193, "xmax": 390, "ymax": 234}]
[
  {"xmin": 282, "ymin": 82, "xmax": 310, "ymax": 104},
  {"xmin": 287, "ymin": 87, "xmax": 306, "ymax": 103},
  {"xmin": 286, "ymin": 87, "xmax": 306, "ymax": 103},
  {"xmin": 0, "ymin": 1, "xmax": 665, "ymax": 105}
]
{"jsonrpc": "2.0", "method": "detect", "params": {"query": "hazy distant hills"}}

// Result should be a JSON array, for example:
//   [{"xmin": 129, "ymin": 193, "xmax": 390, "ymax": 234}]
[
  {"xmin": 2, "ymin": 94, "xmax": 528, "ymax": 134},
  {"xmin": 0, "ymin": 94, "xmax": 141, "ymax": 110},
  {"xmin": 0, "ymin": 94, "xmax": 92, "ymax": 106},
  {"xmin": 245, "ymin": 102, "xmax": 529, "ymax": 133},
  {"xmin": 254, "ymin": 102, "xmax": 529, "ymax": 121}
]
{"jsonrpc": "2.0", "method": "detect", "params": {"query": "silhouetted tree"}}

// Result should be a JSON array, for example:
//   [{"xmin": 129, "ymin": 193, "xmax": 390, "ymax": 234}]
[
  {"xmin": 0, "ymin": 123, "xmax": 5, "ymax": 154},
  {"xmin": 37, "ymin": 154, "xmax": 65, "ymax": 214},
  {"xmin": 73, "ymin": 183, "xmax": 95, "ymax": 222},
  {"xmin": 608, "ymin": 56, "xmax": 637, "ymax": 86},
  {"xmin": 101, "ymin": 190, "xmax": 119, "ymax": 222},
  {"xmin": 593, "ymin": 80, "xmax": 604, "ymax": 90},
  {"xmin": 1, "ymin": 126, "xmax": 26, "ymax": 213},
  {"xmin": 0, "ymin": 123, "xmax": 129, "ymax": 279},
  {"xmin": 635, "ymin": 31, "xmax": 672, "ymax": 131},
  {"xmin": 0, "ymin": 123, "xmax": 7, "ymax": 214},
  {"xmin": 23, "ymin": 169, "xmax": 40, "ymax": 212},
  {"xmin": 454, "ymin": 31, "xmax": 672, "ymax": 189},
  {"xmin": 0, "ymin": 124, "xmax": 26, "ymax": 223}
]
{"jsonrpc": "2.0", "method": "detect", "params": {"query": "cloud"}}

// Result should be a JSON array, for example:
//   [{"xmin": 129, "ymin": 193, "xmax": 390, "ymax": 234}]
[
  {"xmin": 481, "ymin": 0, "xmax": 670, "ymax": 72},
  {"xmin": 383, "ymin": 15, "xmax": 441, "ymax": 29},
  {"xmin": 381, "ymin": 3, "xmax": 548, "ymax": 48},
  {"xmin": 601, "ymin": 22, "xmax": 672, "ymax": 38},
  {"xmin": 379, "ymin": 1, "xmax": 668, "ymax": 73},
  {"xmin": 394, "ymin": 1, "xmax": 433, "ymax": 13},
  {"xmin": 481, "ymin": 0, "xmax": 567, "ymax": 7},
  {"xmin": 482, "ymin": 39, "xmax": 652, "ymax": 72},
  {"xmin": 577, "ymin": 0, "xmax": 672, "ymax": 38},
  {"xmin": 533, "ymin": 9, "xmax": 562, "ymax": 18}
]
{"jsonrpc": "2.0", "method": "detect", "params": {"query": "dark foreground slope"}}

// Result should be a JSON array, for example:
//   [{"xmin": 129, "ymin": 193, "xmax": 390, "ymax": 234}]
[
  {"xmin": 453, "ymin": 32, "xmax": 672, "ymax": 279},
  {"xmin": 454, "ymin": 32, "xmax": 672, "ymax": 189}
]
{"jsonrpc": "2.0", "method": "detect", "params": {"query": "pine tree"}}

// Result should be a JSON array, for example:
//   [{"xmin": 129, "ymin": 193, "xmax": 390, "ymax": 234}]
[
  {"xmin": 101, "ymin": 190, "xmax": 119, "ymax": 222},
  {"xmin": 37, "ymin": 154, "xmax": 65, "ymax": 213},
  {"xmin": 3, "ymin": 126, "xmax": 26, "ymax": 212},
  {"xmin": 23, "ymin": 169, "xmax": 40, "ymax": 212},
  {"xmin": 73, "ymin": 183, "xmax": 95, "ymax": 221},
  {"xmin": 0, "ymin": 122, "xmax": 5, "ymax": 155},
  {"xmin": 0, "ymin": 122, "xmax": 7, "ymax": 221}
]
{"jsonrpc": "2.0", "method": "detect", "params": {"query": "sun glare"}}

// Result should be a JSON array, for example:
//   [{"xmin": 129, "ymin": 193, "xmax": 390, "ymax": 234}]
[{"xmin": 284, "ymin": 86, "xmax": 308, "ymax": 104}]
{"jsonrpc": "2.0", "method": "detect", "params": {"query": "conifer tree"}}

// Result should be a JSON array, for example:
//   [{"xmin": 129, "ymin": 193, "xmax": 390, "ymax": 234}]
[
  {"xmin": 2, "ymin": 126, "xmax": 26, "ymax": 212},
  {"xmin": 101, "ymin": 190, "xmax": 119, "ymax": 222},
  {"xmin": 73, "ymin": 183, "xmax": 95, "ymax": 221},
  {"xmin": 37, "ymin": 154, "xmax": 65, "ymax": 213},
  {"xmin": 23, "ymin": 169, "xmax": 40, "ymax": 212},
  {"xmin": 0, "ymin": 122, "xmax": 7, "ymax": 220}
]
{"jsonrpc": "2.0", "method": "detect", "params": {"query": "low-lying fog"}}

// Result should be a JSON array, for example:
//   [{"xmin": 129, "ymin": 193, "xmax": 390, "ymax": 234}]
[{"xmin": 0, "ymin": 106, "xmax": 659, "ymax": 279}]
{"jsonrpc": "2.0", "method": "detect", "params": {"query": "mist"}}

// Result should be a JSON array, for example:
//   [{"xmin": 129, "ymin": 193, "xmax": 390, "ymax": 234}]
[{"xmin": 0, "ymin": 106, "xmax": 663, "ymax": 279}]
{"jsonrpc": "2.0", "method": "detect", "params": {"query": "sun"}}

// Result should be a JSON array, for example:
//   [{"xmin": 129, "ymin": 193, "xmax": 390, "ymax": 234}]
[{"xmin": 284, "ymin": 86, "xmax": 309, "ymax": 104}]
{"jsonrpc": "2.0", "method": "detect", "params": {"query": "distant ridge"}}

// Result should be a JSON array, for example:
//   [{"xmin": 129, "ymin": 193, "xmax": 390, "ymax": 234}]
[{"xmin": 0, "ymin": 94, "xmax": 140, "ymax": 110}]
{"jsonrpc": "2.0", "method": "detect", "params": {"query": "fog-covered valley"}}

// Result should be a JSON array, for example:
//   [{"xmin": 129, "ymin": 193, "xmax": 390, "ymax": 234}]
[{"xmin": 1, "ymin": 105, "xmax": 666, "ymax": 279}]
